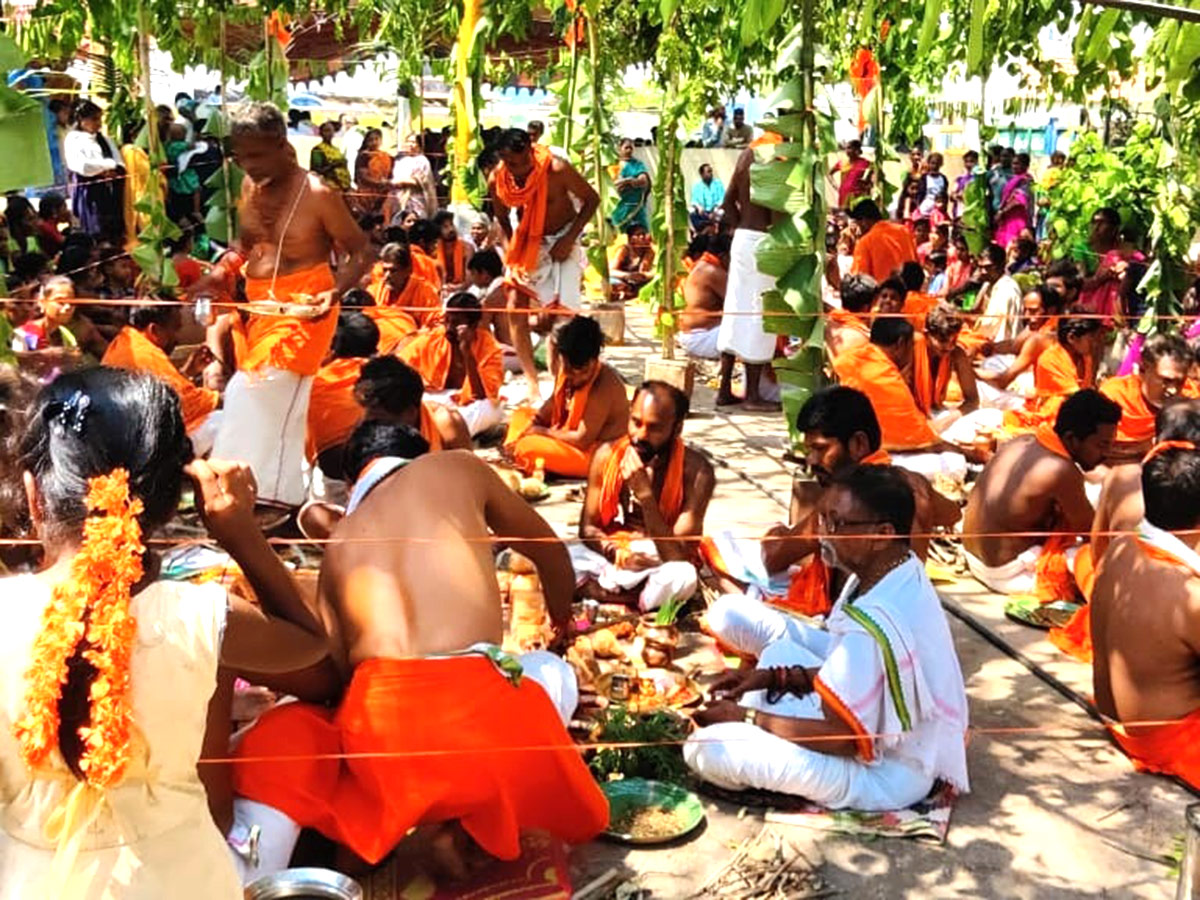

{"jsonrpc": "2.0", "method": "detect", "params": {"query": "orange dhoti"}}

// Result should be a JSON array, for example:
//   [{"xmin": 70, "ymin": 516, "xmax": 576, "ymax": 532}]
[
  {"xmin": 233, "ymin": 656, "xmax": 609, "ymax": 865},
  {"xmin": 1107, "ymin": 708, "xmax": 1200, "ymax": 790},
  {"xmin": 504, "ymin": 406, "xmax": 593, "ymax": 478}
]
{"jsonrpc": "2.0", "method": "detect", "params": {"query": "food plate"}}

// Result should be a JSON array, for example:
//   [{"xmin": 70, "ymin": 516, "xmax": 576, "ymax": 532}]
[
  {"xmin": 602, "ymin": 778, "xmax": 705, "ymax": 845},
  {"xmin": 244, "ymin": 299, "xmax": 324, "ymax": 319},
  {"xmin": 595, "ymin": 670, "xmax": 702, "ymax": 713}
]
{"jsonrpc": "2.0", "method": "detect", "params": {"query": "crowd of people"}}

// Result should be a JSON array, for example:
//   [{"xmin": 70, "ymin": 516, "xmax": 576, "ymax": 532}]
[{"xmin": 0, "ymin": 89, "xmax": 1194, "ymax": 899}]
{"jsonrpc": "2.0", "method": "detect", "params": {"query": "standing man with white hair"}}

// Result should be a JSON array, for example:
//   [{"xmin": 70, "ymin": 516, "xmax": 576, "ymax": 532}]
[{"xmin": 196, "ymin": 101, "xmax": 371, "ymax": 508}]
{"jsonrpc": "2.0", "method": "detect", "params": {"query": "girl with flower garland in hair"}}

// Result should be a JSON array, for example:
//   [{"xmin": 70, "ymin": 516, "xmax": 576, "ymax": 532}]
[{"xmin": 0, "ymin": 367, "xmax": 331, "ymax": 899}]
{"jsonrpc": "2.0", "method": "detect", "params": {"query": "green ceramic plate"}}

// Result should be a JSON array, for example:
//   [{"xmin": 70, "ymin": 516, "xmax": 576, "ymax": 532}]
[{"xmin": 602, "ymin": 778, "xmax": 705, "ymax": 845}]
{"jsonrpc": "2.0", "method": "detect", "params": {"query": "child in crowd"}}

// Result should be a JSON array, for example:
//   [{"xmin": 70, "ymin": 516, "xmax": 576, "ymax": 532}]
[{"xmin": 36, "ymin": 193, "xmax": 71, "ymax": 257}]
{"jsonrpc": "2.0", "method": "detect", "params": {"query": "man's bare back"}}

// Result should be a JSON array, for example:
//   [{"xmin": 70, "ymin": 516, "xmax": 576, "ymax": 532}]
[
  {"xmin": 963, "ymin": 435, "xmax": 1092, "ymax": 566},
  {"xmin": 318, "ymin": 451, "xmax": 574, "ymax": 674},
  {"xmin": 1092, "ymin": 536, "xmax": 1200, "ymax": 724},
  {"xmin": 681, "ymin": 259, "xmax": 727, "ymax": 332},
  {"xmin": 1090, "ymin": 462, "xmax": 1143, "ymax": 562},
  {"xmin": 722, "ymin": 147, "xmax": 772, "ymax": 233}
]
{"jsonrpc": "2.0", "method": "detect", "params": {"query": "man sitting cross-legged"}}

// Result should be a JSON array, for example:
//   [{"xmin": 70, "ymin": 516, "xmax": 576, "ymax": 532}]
[
  {"xmin": 399, "ymin": 292, "xmax": 505, "ymax": 436},
  {"xmin": 703, "ymin": 386, "xmax": 959, "ymax": 625},
  {"xmin": 685, "ymin": 465, "xmax": 969, "ymax": 810},
  {"xmin": 504, "ymin": 315, "xmax": 630, "ymax": 477},
  {"xmin": 1099, "ymin": 333, "xmax": 1193, "ymax": 463},
  {"xmin": 1092, "ymin": 436, "xmax": 1200, "ymax": 790},
  {"xmin": 572, "ymin": 380, "xmax": 715, "ymax": 612},
  {"xmin": 232, "ymin": 424, "xmax": 609, "ymax": 882},
  {"xmin": 1049, "ymin": 398, "xmax": 1200, "ymax": 661},
  {"xmin": 963, "ymin": 389, "xmax": 1120, "ymax": 602}
]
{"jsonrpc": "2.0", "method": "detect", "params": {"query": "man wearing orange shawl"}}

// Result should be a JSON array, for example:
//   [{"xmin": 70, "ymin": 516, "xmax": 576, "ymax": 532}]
[
  {"xmin": 975, "ymin": 283, "xmax": 1064, "ymax": 409},
  {"xmin": 1004, "ymin": 315, "xmax": 1103, "ymax": 432},
  {"xmin": 832, "ymin": 317, "xmax": 974, "ymax": 485},
  {"xmin": 363, "ymin": 243, "xmax": 439, "ymax": 351},
  {"xmin": 406, "ymin": 219, "xmax": 444, "ymax": 291},
  {"xmin": 1049, "ymin": 400, "xmax": 1200, "ymax": 661},
  {"xmin": 504, "ymin": 315, "xmax": 630, "ymax": 477},
  {"xmin": 304, "ymin": 311, "xmax": 380, "ymax": 478},
  {"xmin": 1099, "ymin": 333, "xmax": 1192, "ymax": 462},
  {"xmin": 571, "ymin": 381, "xmax": 714, "ymax": 612},
  {"xmin": 433, "ymin": 210, "xmax": 474, "ymax": 294},
  {"xmin": 824, "ymin": 273, "xmax": 876, "ymax": 361},
  {"xmin": 232, "ymin": 436, "xmax": 608, "ymax": 882},
  {"xmin": 703, "ymin": 387, "xmax": 960, "ymax": 641},
  {"xmin": 398, "ymin": 293, "xmax": 504, "ymax": 436},
  {"xmin": 490, "ymin": 128, "xmax": 600, "ymax": 401},
  {"xmin": 963, "ymin": 389, "xmax": 1120, "ymax": 602},
  {"xmin": 1091, "ymin": 441, "xmax": 1200, "ymax": 791},
  {"xmin": 101, "ymin": 303, "xmax": 222, "ymax": 455},
  {"xmin": 200, "ymin": 102, "xmax": 371, "ymax": 508},
  {"xmin": 848, "ymin": 200, "xmax": 917, "ymax": 283}
]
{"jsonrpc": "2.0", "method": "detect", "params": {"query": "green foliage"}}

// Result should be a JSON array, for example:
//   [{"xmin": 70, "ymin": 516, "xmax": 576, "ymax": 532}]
[{"xmin": 588, "ymin": 708, "xmax": 689, "ymax": 785}]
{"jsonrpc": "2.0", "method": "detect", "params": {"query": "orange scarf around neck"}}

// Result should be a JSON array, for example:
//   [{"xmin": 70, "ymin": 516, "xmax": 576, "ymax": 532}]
[
  {"xmin": 495, "ymin": 144, "xmax": 553, "ymax": 276},
  {"xmin": 699, "ymin": 251, "xmax": 724, "ymax": 269},
  {"xmin": 911, "ymin": 334, "xmax": 953, "ymax": 416},
  {"xmin": 598, "ymin": 436, "xmax": 686, "ymax": 529},
  {"xmin": 551, "ymin": 366, "xmax": 600, "ymax": 430},
  {"xmin": 859, "ymin": 448, "xmax": 892, "ymax": 465},
  {"xmin": 437, "ymin": 239, "xmax": 465, "ymax": 284},
  {"xmin": 418, "ymin": 402, "xmax": 444, "ymax": 452},
  {"xmin": 828, "ymin": 306, "xmax": 870, "ymax": 336}
]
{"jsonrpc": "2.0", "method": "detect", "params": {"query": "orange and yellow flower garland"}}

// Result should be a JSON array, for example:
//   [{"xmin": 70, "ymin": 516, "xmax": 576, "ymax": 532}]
[{"xmin": 13, "ymin": 469, "xmax": 144, "ymax": 789}]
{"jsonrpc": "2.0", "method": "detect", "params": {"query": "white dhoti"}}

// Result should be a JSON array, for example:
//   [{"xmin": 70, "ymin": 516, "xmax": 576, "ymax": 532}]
[
  {"xmin": 569, "ymin": 541, "xmax": 698, "ymax": 612},
  {"xmin": 705, "ymin": 593, "xmax": 833, "ymax": 658},
  {"xmin": 975, "ymin": 355, "xmax": 1034, "ymax": 411},
  {"xmin": 507, "ymin": 223, "xmax": 583, "ymax": 310},
  {"xmin": 964, "ymin": 544, "xmax": 1078, "ymax": 595},
  {"xmin": 718, "ymin": 229, "xmax": 776, "ymax": 364},
  {"xmin": 188, "ymin": 409, "xmax": 223, "ymax": 458},
  {"xmin": 425, "ymin": 390, "xmax": 504, "ymax": 436},
  {"xmin": 685, "ymin": 638, "xmax": 932, "ymax": 810},
  {"xmin": 686, "ymin": 555, "xmax": 968, "ymax": 811},
  {"xmin": 890, "ymin": 450, "xmax": 968, "ymax": 484},
  {"xmin": 212, "ymin": 367, "xmax": 312, "ymax": 506},
  {"xmin": 936, "ymin": 407, "xmax": 1005, "ymax": 446},
  {"xmin": 677, "ymin": 326, "xmax": 722, "ymax": 360}
]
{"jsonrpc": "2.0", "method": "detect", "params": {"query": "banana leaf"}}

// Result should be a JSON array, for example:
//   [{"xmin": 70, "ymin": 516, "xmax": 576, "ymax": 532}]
[
  {"xmin": 961, "ymin": 173, "xmax": 990, "ymax": 255},
  {"xmin": 756, "ymin": 215, "xmax": 814, "ymax": 277},
  {"xmin": 775, "ymin": 347, "xmax": 828, "ymax": 450},
  {"xmin": 749, "ymin": 160, "xmax": 812, "ymax": 214}
]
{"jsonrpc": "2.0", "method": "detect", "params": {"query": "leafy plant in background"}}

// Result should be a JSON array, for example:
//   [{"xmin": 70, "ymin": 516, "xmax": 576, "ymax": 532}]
[{"xmin": 588, "ymin": 708, "xmax": 689, "ymax": 785}]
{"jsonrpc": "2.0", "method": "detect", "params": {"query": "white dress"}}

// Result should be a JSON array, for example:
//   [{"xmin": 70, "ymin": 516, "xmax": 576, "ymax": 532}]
[{"xmin": 0, "ymin": 575, "xmax": 241, "ymax": 899}]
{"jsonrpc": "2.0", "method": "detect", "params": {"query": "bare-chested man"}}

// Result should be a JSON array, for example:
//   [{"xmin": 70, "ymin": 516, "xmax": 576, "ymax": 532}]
[
  {"xmin": 489, "ymin": 128, "xmax": 600, "ymax": 401},
  {"xmin": 574, "ymin": 381, "xmax": 716, "ymax": 611},
  {"xmin": 678, "ymin": 233, "xmax": 740, "ymax": 400},
  {"xmin": 718, "ymin": 142, "xmax": 782, "ymax": 411},
  {"xmin": 232, "ymin": 424, "xmax": 608, "ymax": 881},
  {"xmin": 200, "ymin": 102, "xmax": 371, "ymax": 507},
  {"xmin": 704, "ymin": 386, "xmax": 959, "ymax": 630},
  {"xmin": 1092, "ymin": 437, "xmax": 1200, "ymax": 789},
  {"xmin": 963, "ymin": 389, "xmax": 1120, "ymax": 601},
  {"xmin": 504, "ymin": 315, "xmax": 630, "ymax": 478}
]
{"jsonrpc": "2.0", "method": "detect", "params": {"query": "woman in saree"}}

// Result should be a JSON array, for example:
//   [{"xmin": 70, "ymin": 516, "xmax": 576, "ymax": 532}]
[
  {"xmin": 610, "ymin": 138, "xmax": 650, "ymax": 233},
  {"xmin": 993, "ymin": 152, "xmax": 1035, "ymax": 250},
  {"xmin": 389, "ymin": 132, "xmax": 438, "ymax": 221},
  {"xmin": 351, "ymin": 127, "xmax": 392, "ymax": 218},
  {"xmin": 309, "ymin": 121, "xmax": 351, "ymax": 192}
]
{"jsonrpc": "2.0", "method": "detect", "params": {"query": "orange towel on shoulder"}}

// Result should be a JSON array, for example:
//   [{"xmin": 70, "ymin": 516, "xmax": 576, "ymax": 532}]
[
  {"xmin": 411, "ymin": 248, "xmax": 442, "ymax": 291},
  {"xmin": 599, "ymin": 436, "xmax": 685, "ymax": 530},
  {"xmin": 911, "ymin": 334, "xmax": 953, "ymax": 416},
  {"xmin": 305, "ymin": 357, "xmax": 367, "ymax": 463},
  {"xmin": 851, "ymin": 220, "xmax": 918, "ymax": 283},
  {"xmin": 495, "ymin": 144, "xmax": 553, "ymax": 277},
  {"xmin": 1098, "ymin": 372, "xmax": 1197, "ymax": 445},
  {"xmin": 398, "ymin": 328, "xmax": 503, "ymax": 403},
  {"xmin": 243, "ymin": 262, "xmax": 339, "ymax": 376},
  {"xmin": 102, "ymin": 326, "xmax": 218, "ymax": 433},
  {"xmin": 1108, "ymin": 708, "xmax": 1200, "ymax": 790},
  {"xmin": 437, "ymin": 239, "xmax": 466, "ymax": 285},
  {"xmin": 232, "ymin": 657, "xmax": 609, "ymax": 865},
  {"xmin": 833, "ymin": 342, "xmax": 938, "ymax": 449},
  {"xmin": 419, "ymin": 401, "xmax": 444, "ymax": 451}
]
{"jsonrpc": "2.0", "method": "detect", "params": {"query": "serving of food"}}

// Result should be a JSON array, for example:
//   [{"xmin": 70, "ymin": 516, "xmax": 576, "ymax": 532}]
[{"xmin": 601, "ymin": 778, "xmax": 705, "ymax": 845}]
